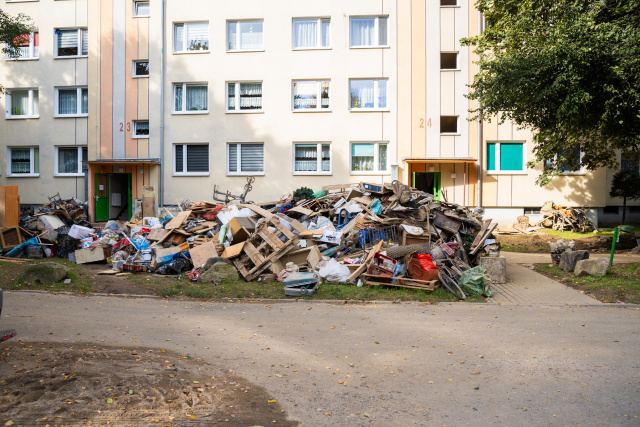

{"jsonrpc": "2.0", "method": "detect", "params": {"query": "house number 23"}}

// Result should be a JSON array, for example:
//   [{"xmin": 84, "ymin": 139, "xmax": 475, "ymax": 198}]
[{"xmin": 119, "ymin": 122, "xmax": 131, "ymax": 132}]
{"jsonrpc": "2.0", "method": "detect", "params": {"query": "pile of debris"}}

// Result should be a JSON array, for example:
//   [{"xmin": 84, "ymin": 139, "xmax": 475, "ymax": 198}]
[
  {"xmin": 496, "ymin": 201, "xmax": 595, "ymax": 235},
  {"xmin": 3, "ymin": 181, "xmax": 498, "ymax": 299}
]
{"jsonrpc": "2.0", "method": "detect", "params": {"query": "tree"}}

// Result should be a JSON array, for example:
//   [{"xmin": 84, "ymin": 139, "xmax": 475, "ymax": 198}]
[
  {"xmin": 0, "ymin": 8, "xmax": 35, "ymax": 94},
  {"xmin": 462, "ymin": 0, "xmax": 640, "ymax": 185},
  {"xmin": 609, "ymin": 169, "xmax": 640, "ymax": 224}
]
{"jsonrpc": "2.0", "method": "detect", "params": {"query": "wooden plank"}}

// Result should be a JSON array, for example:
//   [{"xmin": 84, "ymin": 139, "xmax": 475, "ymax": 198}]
[
  {"xmin": 347, "ymin": 241, "xmax": 385, "ymax": 283},
  {"xmin": 243, "ymin": 242, "xmax": 265, "ymax": 265},
  {"xmin": 189, "ymin": 241, "xmax": 219, "ymax": 269},
  {"xmin": 4, "ymin": 186, "xmax": 19, "ymax": 228},
  {"xmin": 238, "ymin": 204, "xmax": 274, "ymax": 220},
  {"xmin": 0, "ymin": 186, "xmax": 6, "ymax": 228},
  {"xmin": 470, "ymin": 219, "xmax": 491, "ymax": 251},
  {"xmin": 147, "ymin": 228, "xmax": 170, "ymax": 242},
  {"xmin": 470, "ymin": 223, "xmax": 498, "ymax": 255},
  {"xmin": 221, "ymin": 242, "xmax": 245, "ymax": 259},
  {"xmin": 165, "ymin": 210, "xmax": 191, "ymax": 230}
]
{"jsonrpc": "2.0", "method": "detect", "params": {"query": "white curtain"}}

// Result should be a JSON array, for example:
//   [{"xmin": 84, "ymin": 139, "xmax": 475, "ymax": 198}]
[
  {"xmin": 239, "ymin": 83, "xmax": 262, "ymax": 109},
  {"xmin": 322, "ymin": 19, "xmax": 330, "ymax": 46},
  {"xmin": 186, "ymin": 85, "xmax": 208, "ymax": 111},
  {"xmin": 293, "ymin": 19, "xmax": 317, "ymax": 48},
  {"xmin": 58, "ymin": 89, "xmax": 77, "ymax": 114},
  {"xmin": 11, "ymin": 149, "xmax": 31, "ymax": 173},
  {"xmin": 378, "ymin": 144, "xmax": 388, "ymax": 171},
  {"xmin": 174, "ymin": 85, "xmax": 183, "ymax": 111},
  {"xmin": 321, "ymin": 144, "xmax": 330, "ymax": 171},
  {"xmin": 350, "ymin": 80, "xmax": 374, "ymax": 108},
  {"xmin": 58, "ymin": 148, "xmax": 78, "ymax": 174},
  {"xmin": 174, "ymin": 24, "xmax": 184, "ymax": 51},
  {"xmin": 350, "ymin": 18, "xmax": 375, "ymax": 46},
  {"xmin": 227, "ymin": 22, "xmax": 237, "ymax": 50},
  {"xmin": 240, "ymin": 21, "xmax": 263, "ymax": 50},
  {"xmin": 377, "ymin": 80, "xmax": 387, "ymax": 108},
  {"xmin": 81, "ymin": 88, "xmax": 88, "ymax": 114},
  {"xmin": 351, "ymin": 144, "xmax": 374, "ymax": 172},
  {"xmin": 10, "ymin": 91, "xmax": 28, "ymax": 116},
  {"xmin": 227, "ymin": 83, "xmax": 236, "ymax": 110},
  {"xmin": 295, "ymin": 145, "xmax": 318, "ymax": 171}
]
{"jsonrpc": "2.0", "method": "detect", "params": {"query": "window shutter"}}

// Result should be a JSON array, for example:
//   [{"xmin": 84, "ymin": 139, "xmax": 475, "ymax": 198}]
[
  {"xmin": 186, "ymin": 145, "xmax": 209, "ymax": 172},
  {"xmin": 240, "ymin": 144, "xmax": 263, "ymax": 172},
  {"xmin": 81, "ymin": 29, "xmax": 88, "ymax": 55},
  {"xmin": 228, "ymin": 144, "xmax": 238, "ymax": 172},
  {"xmin": 175, "ymin": 144, "xmax": 184, "ymax": 172}
]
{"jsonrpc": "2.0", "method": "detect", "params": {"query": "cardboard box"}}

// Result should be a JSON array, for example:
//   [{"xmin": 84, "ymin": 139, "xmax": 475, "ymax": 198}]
[
  {"xmin": 227, "ymin": 217, "xmax": 255, "ymax": 243},
  {"xmin": 152, "ymin": 246, "xmax": 182, "ymax": 269},
  {"xmin": 189, "ymin": 241, "xmax": 219, "ymax": 268},
  {"xmin": 75, "ymin": 247, "xmax": 111, "ymax": 264},
  {"xmin": 142, "ymin": 185, "xmax": 156, "ymax": 218}
]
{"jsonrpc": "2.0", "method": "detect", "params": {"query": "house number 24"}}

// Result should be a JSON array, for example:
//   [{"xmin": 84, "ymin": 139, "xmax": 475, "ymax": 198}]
[{"xmin": 419, "ymin": 118, "xmax": 432, "ymax": 128}]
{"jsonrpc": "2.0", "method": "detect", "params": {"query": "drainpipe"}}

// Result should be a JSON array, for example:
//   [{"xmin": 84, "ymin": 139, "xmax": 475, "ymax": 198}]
[
  {"xmin": 159, "ymin": 0, "xmax": 166, "ymax": 206},
  {"xmin": 476, "ymin": 9, "xmax": 483, "ymax": 208}
]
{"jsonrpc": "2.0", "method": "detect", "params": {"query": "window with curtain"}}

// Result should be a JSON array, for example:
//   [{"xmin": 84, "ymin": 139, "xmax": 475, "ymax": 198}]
[
  {"xmin": 294, "ymin": 143, "xmax": 331, "ymax": 174},
  {"xmin": 133, "ymin": 121, "xmax": 149, "ymax": 138},
  {"xmin": 8, "ymin": 147, "xmax": 38, "ymax": 175},
  {"xmin": 174, "ymin": 144, "xmax": 209, "ymax": 174},
  {"xmin": 227, "ymin": 143, "xmax": 264, "ymax": 174},
  {"xmin": 227, "ymin": 20, "xmax": 264, "ymax": 51},
  {"xmin": 134, "ymin": 1, "xmax": 150, "ymax": 17},
  {"xmin": 174, "ymin": 22, "xmax": 209, "ymax": 52},
  {"xmin": 55, "ymin": 87, "xmax": 87, "ymax": 116},
  {"xmin": 349, "ymin": 79, "xmax": 387, "ymax": 110},
  {"xmin": 56, "ymin": 147, "xmax": 82, "ymax": 174},
  {"xmin": 173, "ymin": 83, "xmax": 208, "ymax": 112},
  {"xmin": 6, "ymin": 89, "xmax": 38, "ymax": 118},
  {"xmin": 351, "ymin": 142, "xmax": 388, "ymax": 173},
  {"xmin": 293, "ymin": 80, "xmax": 330, "ymax": 110},
  {"xmin": 6, "ymin": 31, "xmax": 39, "ymax": 59},
  {"xmin": 133, "ymin": 60, "xmax": 149, "ymax": 77},
  {"xmin": 292, "ymin": 18, "xmax": 330, "ymax": 49},
  {"xmin": 56, "ymin": 28, "xmax": 87, "ymax": 57},
  {"xmin": 350, "ymin": 16, "xmax": 387, "ymax": 47},
  {"xmin": 227, "ymin": 82, "xmax": 262, "ymax": 111},
  {"xmin": 487, "ymin": 142, "xmax": 525, "ymax": 172}
]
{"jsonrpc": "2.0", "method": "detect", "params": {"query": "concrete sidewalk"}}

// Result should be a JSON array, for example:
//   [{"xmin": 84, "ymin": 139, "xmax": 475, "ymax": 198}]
[{"xmin": 487, "ymin": 252, "xmax": 614, "ymax": 306}]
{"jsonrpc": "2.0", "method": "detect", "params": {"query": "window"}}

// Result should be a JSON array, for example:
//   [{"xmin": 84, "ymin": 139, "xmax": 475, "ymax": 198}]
[
  {"xmin": 133, "ymin": 60, "xmax": 149, "ymax": 77},
  {"xmin": 349, "ymin": 79, "xmax": 387, "ymax": 110},
  {"xmin": 440, "ymin": 116, "xmax": 458, "ymax": 133},
  {"xmin": 174, "ymin": 144, "xmax": 209, "ymax": 175},
  {"xmin": 441, "ymin": 0, "xmax": 458, "ymax": 5},
  {"xmin": 293, "ymin": 143, "xmax": 331, "ymax": 174},
  {"xmin": 5, "ymin": 89, "xmax": 38, "ymax": 118},
  {"xmin": 173, "ymin": 83, "xmax": 208, "ymax": 113},
  {"xmin": 293, "ymin": 80, "xmax": 330, "ymax": 111},
  {"xmin": 173, "ymin": 22, "xmax": 209, "ymax": 52},
  {"xmin": 55, "ymin": 146, "xmax": 86, "ymax": 176},
  {"xmin": 227, "ymin": 143, "xmax": 264, "ymax": 175},
  {"xmin": 621, "ymin": 152, "xmax": 639, "ymax": 172},
  {"xmin": 7, "ymin": 147, "xmax": 38, "ymax": 177},
  {"xmin": 132, "ymin": 120, "xmax": 149, "ymax": 138},
  {"xmin": 441, "ymin": 52, "xmax": 458, "ymax": 70},
  {"xmin": 134, "ymin": 1, "xmax": 150, "ymax": 17},
  {"xmin": 487, "ymin": 141, "xmax": 525, "ymax": 173},
  {"xmin": 226, "ymin": 82, "xmax": 262, "ymax": 112},
  {"xmin": 350, "ymin": 16, "xmax": 388, "ymax": 47},
  {"xmin": 54, "ymin": 87, "xmax": 88, "ymax": 117},
  {"xmin": 350, "ymin": 142, "xmax": 388, "ymax": 173},
  {"xmin": 227, "ymin": 20, "xmax": 264, "ymax": 51},
  {"xmin": 5, "ymin": 31, "xmax": 38, "ymax": 60},
  {"xmin": 55, "ymin": 28, "xmax": 88, "ymax": 57},
  {"xmin": 292, "ymin": 18, "xmax": 330, "ymax": 49},
  {"xmin": 603, "ymin": 206, "xmax": 619, "ymax": 214},
  {"xmin": 544, "ymin": 146, "xmax": 583, "ymax": 174}
]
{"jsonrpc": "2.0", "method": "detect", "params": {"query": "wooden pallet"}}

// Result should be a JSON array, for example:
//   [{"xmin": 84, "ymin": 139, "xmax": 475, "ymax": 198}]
[
  {"xmin": 361, "ymin": 274, "xmax": 439, "ymax": 291},
  {"xmin": 233, "ymin": 217, "xmax": 298, "ymax": 281}
]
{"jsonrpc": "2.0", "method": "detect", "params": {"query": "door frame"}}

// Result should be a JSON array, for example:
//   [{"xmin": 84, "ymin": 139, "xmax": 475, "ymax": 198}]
[{"xmin": 412, "ymin": 171, "xmax": 441, "ymax": 201}]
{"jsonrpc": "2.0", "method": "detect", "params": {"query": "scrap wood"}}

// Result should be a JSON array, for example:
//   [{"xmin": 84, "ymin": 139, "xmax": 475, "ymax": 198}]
[
  {"xmin": 361, "ymin": 274, "xmax": 438, "ymax": 291},
  {"xmin": 470, "ymin": 222, "xmax": 498, "ymax": 255},
  {"xmin": 98, "ymin": 270, "xmax": 119, "ymax": 275},
  {"xmin": 238, "ymin": 203, "xmax": 274, "ymax": 220},
  {"xmin": 0, "ymin": 255, "xmax": 32, "ymax": 263},
  {"xmin": 347, "ymin": 240, "xmax": 386, "ymax": 283}
]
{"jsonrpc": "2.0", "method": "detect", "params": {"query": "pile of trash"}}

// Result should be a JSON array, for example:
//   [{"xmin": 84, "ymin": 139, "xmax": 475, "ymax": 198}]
[
  {"xmin": 496, "ymin": 201, "xmax": 595, "ymax": 235},
  {"xmin": 4, "ymin": 182, "xmax": 498, "ymax": 299}
]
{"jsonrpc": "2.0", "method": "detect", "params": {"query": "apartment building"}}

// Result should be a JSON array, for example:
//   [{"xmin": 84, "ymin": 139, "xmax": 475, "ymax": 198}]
[{"xmin": 1, "ymin": 0, "xmax": 633, "ymax": 225}]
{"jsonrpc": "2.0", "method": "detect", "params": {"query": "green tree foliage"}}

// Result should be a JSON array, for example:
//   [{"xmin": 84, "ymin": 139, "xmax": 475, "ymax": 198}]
[
  {"xmin": 462, "ymin": 0, "xmax": 640, "ymax": 185},
  {"xmin": 609, "ymin": 169, "xmax": 640, "ymax": 224},
  {"xmin": 0, "ymin": 8, "xmax": 35, "ymax": 93}
]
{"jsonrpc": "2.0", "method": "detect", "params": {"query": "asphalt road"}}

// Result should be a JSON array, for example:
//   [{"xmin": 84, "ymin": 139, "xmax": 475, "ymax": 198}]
[{"xmin": 3, "ymin": 292, "xmax": 640, "ymax": 426}]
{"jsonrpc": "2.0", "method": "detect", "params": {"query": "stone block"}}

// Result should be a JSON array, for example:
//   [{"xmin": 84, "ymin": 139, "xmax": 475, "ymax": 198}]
[
  {"xmin": 21, "ymin": 262, "xmax": 69, "ymax": 284},
  {"xmin": 479, "ymin": 256, "xmax": 506, "ymax": 284},
  {"xmin": 574, "ymin": 259, "xmax": 609, "ymax": 277},
  {"xmin": 198, "ymin": 262, "xmax": 239, "ymax": 284},
  {"xmin": 558, "ymin": 250, "xmax": 590, "ymax": 272}
]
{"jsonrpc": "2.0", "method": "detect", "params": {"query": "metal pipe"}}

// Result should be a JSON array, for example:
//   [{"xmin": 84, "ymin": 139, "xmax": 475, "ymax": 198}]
[
  {"xmin": 476, "ymin": 9, "xmax": 483, "ymax": 208},
  {"xmin": 159, "ymin": 0, "xmax": 166, "ymax": 207}
]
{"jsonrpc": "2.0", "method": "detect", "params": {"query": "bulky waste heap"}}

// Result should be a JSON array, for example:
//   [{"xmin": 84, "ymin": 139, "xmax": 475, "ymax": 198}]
[{"xmin": 6, "ymin": 182, "xmax": 498, "ymax": 299}]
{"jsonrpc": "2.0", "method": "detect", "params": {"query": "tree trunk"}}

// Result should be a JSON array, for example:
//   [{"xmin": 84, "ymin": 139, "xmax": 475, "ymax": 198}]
[{"xmin": 622, "ymin": 197, "xmax": 627, "ymax": 224}]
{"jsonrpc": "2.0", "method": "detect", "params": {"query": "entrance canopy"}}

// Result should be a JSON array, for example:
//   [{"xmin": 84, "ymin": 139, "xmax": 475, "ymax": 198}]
[
  {"xmin": 84, "ymin": 158, "xmax": 160, "ymax": 165},
  {"xmin": 402, "ymin": 157, "xmax": 477, "ymax": 164}
]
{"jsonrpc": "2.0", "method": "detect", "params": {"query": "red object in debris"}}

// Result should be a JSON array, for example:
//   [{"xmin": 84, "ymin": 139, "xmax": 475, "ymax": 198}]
[
  {"xmin": 202, "ymin": 206, "xmax": 223, "ymax": 221},
  {"xmin": 407, "ymin": 253, "xmax": 439, "ymax": 281},
  {"xmin": 139, "ymin": 228, "xmax": 150, "ymax": 235},
  {"xmin": 415, "ymin": 253, "xmax": 437, "ymax": 271}
]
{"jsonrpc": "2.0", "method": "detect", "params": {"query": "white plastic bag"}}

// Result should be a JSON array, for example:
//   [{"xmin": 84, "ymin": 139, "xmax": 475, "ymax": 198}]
[{"xmin": 318, "ymin": 259, "xmax": 351, "ymax": 283}]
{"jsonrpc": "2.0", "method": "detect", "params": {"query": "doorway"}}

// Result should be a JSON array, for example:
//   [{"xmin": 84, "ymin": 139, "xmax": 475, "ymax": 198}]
[
  {"xmin": 94, "ymin": 173, "xmax": 132, "ymax": 221},
  {"xmin": 413, "ymin": 172, "xmax": 441, "ymax": 200}
]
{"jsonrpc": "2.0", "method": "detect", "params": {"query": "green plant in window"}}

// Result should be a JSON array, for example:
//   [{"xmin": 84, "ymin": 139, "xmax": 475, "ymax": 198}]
[
  {"xmin": 13, "ymin": 106, "xmax": 21, "ymax": 115},
  {"xmin": 189, "ymin": 41, "xmax": 208, "ymax": 51}
]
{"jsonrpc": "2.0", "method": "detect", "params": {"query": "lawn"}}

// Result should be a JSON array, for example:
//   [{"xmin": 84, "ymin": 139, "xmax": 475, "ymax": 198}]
[{"xmin": 534, "ymin": 262, "xmax": 640, "ymax": 304}]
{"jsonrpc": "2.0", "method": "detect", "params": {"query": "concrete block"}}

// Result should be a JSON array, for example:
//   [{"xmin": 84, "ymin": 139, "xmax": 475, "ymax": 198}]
[
  {"xmin": 559, "ymin": 250, "xmax": 590, "ymax": 272},
  {"xmin": 479, "ymin": 256, "xmax": 507, "ymax": 284},
  {"xmin": 574, "ymin": 259, "xmax": 609, "ymax": 277}
]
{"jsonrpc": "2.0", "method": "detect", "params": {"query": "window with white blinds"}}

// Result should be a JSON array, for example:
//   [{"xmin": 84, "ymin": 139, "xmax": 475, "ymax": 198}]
[
  {"xmin": 174, "ymin": 22, "xmax": 209, "ymax": 52},
  {"xmin": 227, "ymin": 143, "xmax": 264, "ymax": 175},
  {"xmin": 174, "ymin": 144, "xmax": 209, "ymax": 174},
  {"xmin": 55, "ymin": 28, "xmax": 87, "ymax": 57}
]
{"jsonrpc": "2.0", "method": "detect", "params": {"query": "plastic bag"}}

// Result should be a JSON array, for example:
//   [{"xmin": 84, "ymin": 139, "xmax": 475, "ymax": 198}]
[
  {"xmin": 318, "ymin": 259, "xmax": 351, "ymax": 283},
  {"xmin": 370, "ymin": 199, "xmax": 382, "ymax": 215},
  {"xmin": 458, "ymin": 266, "xmax": 492, "ymax": 297}
]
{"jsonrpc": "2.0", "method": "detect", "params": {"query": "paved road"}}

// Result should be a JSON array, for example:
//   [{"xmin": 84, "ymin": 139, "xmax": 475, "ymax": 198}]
[{"xmin": 3, "ymin": 292, "xmax": 640, "ymax": 426}]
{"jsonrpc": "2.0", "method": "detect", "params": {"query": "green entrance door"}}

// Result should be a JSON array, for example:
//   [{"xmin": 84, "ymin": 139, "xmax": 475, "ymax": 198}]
[
  {"xmin": 413, "ymin": 172, "xmax": 441, "ymax": 201},
  {"xmin": 95, "ymin": 173, "xmax": 109, "ymax": 221}
]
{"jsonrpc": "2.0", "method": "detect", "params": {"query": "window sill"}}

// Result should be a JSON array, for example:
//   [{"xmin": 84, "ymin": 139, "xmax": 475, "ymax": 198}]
[
  {"xmin": 558, "ymin": 172, "xmax": 586, "ymax": 176},
  {"xmin": 349, "ymin": 45, "xmax": 390, "ymax": 49},
  {"xmin": 440, "ymin": 69, "xmax": 461, "ymax": 72},
  {"xmin": 226, "ymin": 110, "xmax": 264, "ymax": 114},
  {"xmin": 486, "ymin": 171, "xmax": 527, "ymax": 175},
  {"xmin": 172, "ymin": 172, "xmax": 210, "ymax": 177},
  {"xmin": 440, "ymin": 133, "xmax": 461, "ymax": 136},
  {"xmin": 173, "ymin": 50, "xmax": 210, "ymax": 55},
  {"xmin": 226, "ymin": 49, "xmax": 265, "ymax": 53},
  {"xmin": 292, "ymin": 47, "xmax": 331, "ymax": 51},
  {"xmin": 440, "ymin": 5, "xmax": 461, "ymax": 7},
  {"xmin": 227, "ymin": 172, "xmax": 265, "ymax": 176},
  {"xmin": 349, "ymin": 108, "xmax": 390, "ymax": 112},
  {"xmin": 54, "ymin": 173, "xmax": 84, "ymax": 177},
  {"xmin": 132, "ymin": 135, "xmax": 150, "ymax": 139},
  {"xmin": 5, "ymin": 57, "xmax": 39, "ymax": 61},
  {"xmin": 350, "ymin": 171, "xmax": 390, "ymax": 176},
  {"xmin": 172, "ymin": 111, "xmax": 209, "ymax": 115},
  {"xmin": 6, "ymin": 173, "xmax": 39, "ymax": 178},
  {"xmin": 293, "ymin": 172, "xmax": 332, "ymax": 176},
  {"xmin": 54, "ymin": 114, "xmax": 89, "ymax": 118},
  {"xmin": 132, "ymin": 75, "xmax": 149, "ymax": 79},
  {"xmin": 133, "ymin": 15, "xmax": 150, "ymax": 18},
  {"xmin": 54, "ymin": 55, "xmax": 88, "ymax": 59},
  {"xmin": 6, "ymin": 115, "xmax": 39, "ymax": 120},
  {"xmin": 292, "ymin": 109, "xmax": 331, "ymax": 113}
]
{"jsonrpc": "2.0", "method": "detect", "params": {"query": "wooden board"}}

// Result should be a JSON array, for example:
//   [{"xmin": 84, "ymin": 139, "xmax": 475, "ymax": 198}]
[
  {"xmin": 221, "ymin": 242, "xmax": 245, "ymax": 259},
  {"xmin": 189, "ymin": 241, "xmax": 219, "ymax": 269},
  {"xmin": 361, "ymin": 274, "xmax": 439, "ymax": 291},
  {"xmin": 0, "ymin": 227, "xmax": 24, "ymax": 249},
  {"xmin": 165, "ymin": 210, "xmax": 191, "ymax": 230},
  {"xmin": 147, "ymin": 228, "xmax": 170, "ymax": 242}
]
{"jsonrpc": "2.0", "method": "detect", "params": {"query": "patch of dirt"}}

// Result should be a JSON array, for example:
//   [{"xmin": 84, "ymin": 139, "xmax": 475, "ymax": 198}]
[
  {"xmin": 81, "ymin": 262, "xmax": 171, "ymax": 296},
  {"xmin": 0, "ymin": 341, "xmax": 298, "ymax": 426},
  {"xmin": 496, "ymin": 232, "xmax": 637, "ymax": 253}
]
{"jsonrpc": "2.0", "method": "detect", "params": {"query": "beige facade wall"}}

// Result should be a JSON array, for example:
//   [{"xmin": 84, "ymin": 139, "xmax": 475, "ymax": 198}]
[{"xmin": 0, "ymin": 0, "xmax": 88, "ymax": 204}]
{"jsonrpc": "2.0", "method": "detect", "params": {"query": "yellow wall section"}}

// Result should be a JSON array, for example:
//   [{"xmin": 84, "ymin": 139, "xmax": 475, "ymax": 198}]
[
  {"xmin": 411, "ymin": 0, "xmax": 426, "ymax": 158},
  {"xmin": 440, "ymin": 72, "xmax": 455, "ymax": 115},
  {"xmin": 440, "ymin": 8, "xmax": 456, "ymax": 52}
]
